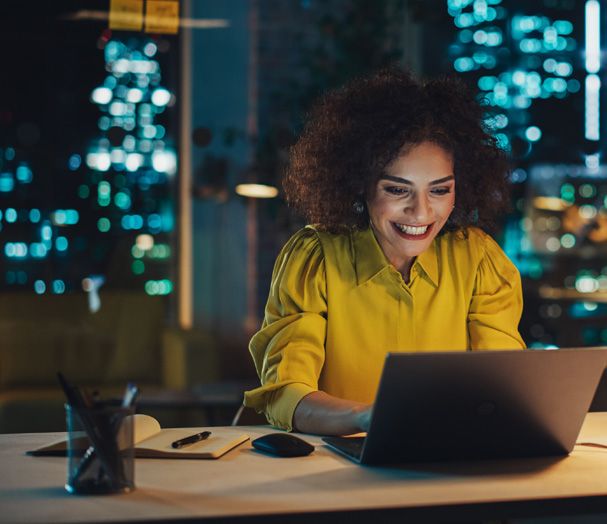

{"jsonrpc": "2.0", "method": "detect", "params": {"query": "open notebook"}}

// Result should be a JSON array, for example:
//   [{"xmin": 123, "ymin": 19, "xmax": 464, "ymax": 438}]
[{"xmin": 28, "ymin": 414, "xmax": 250, "ymax": 459}]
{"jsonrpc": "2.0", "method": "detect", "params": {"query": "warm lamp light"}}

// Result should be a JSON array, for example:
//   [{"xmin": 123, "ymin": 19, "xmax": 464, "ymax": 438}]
[
  {"xmin": 533, "ymin": 196, "xmax": 570, "ymax": 211},
  {"xmin": 235, "ymin": 183, "xmax": 278, "ymax": 198}
]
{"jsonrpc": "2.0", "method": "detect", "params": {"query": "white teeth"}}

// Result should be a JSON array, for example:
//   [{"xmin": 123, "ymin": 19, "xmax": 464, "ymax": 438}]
[{"xmin": 395, "ymin": 223, "xmax": 428, "ymax": 235}]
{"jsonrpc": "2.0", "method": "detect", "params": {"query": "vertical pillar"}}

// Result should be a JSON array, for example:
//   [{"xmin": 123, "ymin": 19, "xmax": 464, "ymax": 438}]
[
  {"xmin": 178, "ymin": 0, "xmax": 193, "ymax": 329},
  {"xmin": 244, "ymin": 0, "xmax": 260, "ymax": 335}
]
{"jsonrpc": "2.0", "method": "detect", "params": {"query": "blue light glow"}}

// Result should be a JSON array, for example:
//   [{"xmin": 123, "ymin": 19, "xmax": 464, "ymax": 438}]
[
  {"xmin": 585, "ymin": 74, "xmax": 601, "ymax": 140},
  {"xmin": 512, "ymin": 70, "xmax": 526, "ymax": 86},
  {"xmin": 103, "ymin": 75, "xmax": 118, "ymax": 89},
  {"xmin": 144, "ymin": 279, "xmax": 173, "ymax": 295},
  {"xmin": 485, "ymin": 30, "xmax": 502, "ymax": 46},
  {"xmin": 543, "ymin": 58, "xmax": 556, "ymax": 73},
  {"xmin": 109, "ymin": 101, "xmax": 128, "ymax": 116},
  {"xmin": 123, "ymin": 135, "xmax": 136, "ymax": 151},
  {"xmin": 105, "ymin": 41, "xmax": 125, "ymax": 62},
  {"xmin": 114, "ymin": 192, "xmax": 132, "ymax": 210},
  {"xmin": 52, "ymin": 280, "xmax": 66, "ymax": 294},
  {"xmin": 5, "ymin": 242, "xmax": 27, "ymax": 258},
  {"xmin": 110, "ymin": 149, "xmax": 127, "ymax": 165},
  {"xmin": 30, "ymin": 243, "xmax": 48, "ymax": 258},
  {"xmin": 510, "ymin": 169, "xmax": 527, "ymax": 183},
  {"xmin": 86, "ymin": 152, "xmax": 112, "ymax": 171},
  {"xmin": 586, "ymin": 0, "xmax": 601, "ymax": 73},
  {"xmin": 519, "ymin": 39, "xmax": 542, "ymax": 54},
  {"xmin": 138, "ymin": 115, "xmax": 153, "ymax": 126},
  {"xmin": 478, "ymin": 76, "xmax": 497, "ymax": 91},
  {"xmin": 68, "ymin": 154, "xmax": 82, "ymax": 170},
  {"xmin": 473, "ymin": 30, "xmax": 487, "ymax": 45},
  {"xmin": 51, "ymin": 209, "xmax": 79, "ymax": 226},
  {"xmin": 458, "ymin": 30, "xmax": 473, "ymax": 43},
  {"xmin": 494, "ymin": 114, "xmax": 508, "ymax": 129},
  {"xmin": 53, "ymin": 210, "xmax": 66, "ymax": 225},
  {"xmin": 121, "ymin": 214, "xmax": 144, "ymax": 230},
  {"xmin": 125, "ymin": 153, "xmax": 143, "ymax": 171},
  {"xmin": 98, "ymin": 181, "xmax": 111, "ymax": 206},
  {"xmin": 55, "ymin": 237, "xmax": 68, "ymax": 251},
  {"xmin": 151, "ymin": 88, "xmax": 171, "ymax": 106},
  {"xmin": 41, "ymin": 223, "xmax": 52, "ymax": 241},
  {"xmin": 552, "ymin": 78, "xmax": 567, "ymax": 92},
  {"xmin": 127, "ymin": 88, "xmax": 144, "ymax": 103},
  {"xmin": 5, "ymin": 208, "xmax": 17, "ymax": 223},
  {"xmin": 555, "ymin": 62, "xmax": 572, "ymax": 76},
  {"xmin": 152, "ymin": 150, "xmax": 177, "ymax": 175},
  {"xmin": 143, "ymin": 125, "xmax": 156, "ymax": 139},
  {"xmin": 34, "ymin": 280, "xmax": 46, "ymax": 294},
  {"xmin": 495, "ymin": 133, "xmax": 510, "ymax": 151},
  {"xmin": 0, "ymin": 173, "xmax": 14, "ymax": 192},
  {"xmin": 525, "ymin": 126, "xmax": 542, "ymax": 142},
  {"xmin": 139, "ymin": 104, "xmax": 153, "ymax": 117},
  {"xmin": 15, "ymin": 164, "xmax": 33, "ymax": 183},
  {"xmin": 557, "ymin": 37, "xmax": 569, "ymax": 51},
  {"xmin": 29, "ymin": 209, "xmax": 41, "ymax": 223},
  {"xmin": 91, "ymin": 87, "xmax": 113, "ymax": 105},
  {"xmin": 554, "ymin": 20, "xmax": 573, "ymax": 35},
  {"xmin": 98, "ymin": 116, "xmax": 111, "ymax": 131},
  {"xmin": 143, "ymin": 42, "xmax": 157, "ymax": 57},
  {"xmin": 148, "ymin": 213, "xmax": 162, "ymax": 231},
  {"xmin": 544, "ymin": 26, "xmax": 558, "ymax": 47},
  {"xmin": 97, "ymin": 217, "xmax": 111, "ymax": 232}
]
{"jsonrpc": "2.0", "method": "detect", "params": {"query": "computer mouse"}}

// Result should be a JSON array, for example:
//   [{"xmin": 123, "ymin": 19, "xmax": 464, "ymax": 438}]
[{"xmin": 251, "ymin": 432, "xmax": 315, "ymax": 457}]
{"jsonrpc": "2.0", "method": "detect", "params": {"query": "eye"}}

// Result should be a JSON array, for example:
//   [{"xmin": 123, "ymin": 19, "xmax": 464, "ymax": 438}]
[
  {"xmin": 384, "ymin": 186, "xmax": 410, "ymax": 196},
  {"xmin": 431, "ymin": 187, "xmax": 452, "ymax": 196}
]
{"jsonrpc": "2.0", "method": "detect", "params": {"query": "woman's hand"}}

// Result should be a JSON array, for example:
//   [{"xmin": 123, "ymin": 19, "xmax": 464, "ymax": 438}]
[
  {"xmin": 293, "ymin": 391, "xmax": 373, "ymax": 436},
  {"xmin": 354, "ymin": 405, "xmax": 372, "ymax": 433}
]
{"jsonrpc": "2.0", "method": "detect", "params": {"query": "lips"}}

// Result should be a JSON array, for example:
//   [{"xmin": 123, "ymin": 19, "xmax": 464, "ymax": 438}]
[{"xmin": 391, "ymin": 221, "xmax": 434, "ymax": 240}]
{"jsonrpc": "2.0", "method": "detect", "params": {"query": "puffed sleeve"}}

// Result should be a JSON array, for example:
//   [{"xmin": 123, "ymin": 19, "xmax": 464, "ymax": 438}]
[
  {"xmin": 243, "ymin": 227, "xmax": 327, "ymax": 430},
  {"xmin": 468, "ymin": 232, "xmax": 526, "ymax": 350}
]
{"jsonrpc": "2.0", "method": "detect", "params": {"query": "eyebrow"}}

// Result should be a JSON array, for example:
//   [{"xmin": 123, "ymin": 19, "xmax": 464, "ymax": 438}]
[{"xmin": 380, "ymin": 174, "xmax": 455, "ymax": 186}]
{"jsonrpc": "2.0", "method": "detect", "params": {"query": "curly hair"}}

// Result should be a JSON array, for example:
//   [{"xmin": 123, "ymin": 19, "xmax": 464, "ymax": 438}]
[{"xmin": 283, "ymin": 68, "xmax": 511, "ymax": 234}]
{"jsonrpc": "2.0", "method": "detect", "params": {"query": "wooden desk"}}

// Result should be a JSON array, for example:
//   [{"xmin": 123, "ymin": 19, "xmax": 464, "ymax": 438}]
[{"xmin": 3, "ymin": 414, "xmax": 607, "ymax": 523}]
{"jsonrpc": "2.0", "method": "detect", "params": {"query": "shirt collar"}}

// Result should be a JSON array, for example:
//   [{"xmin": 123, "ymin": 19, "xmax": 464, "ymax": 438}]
[
  {"xmin": 415, "ymin": 240, "xmax": 439, "ymax": 287},
  {"xmin": 353, "ymin": 227, "xmax": 439, "ymax": 287}
]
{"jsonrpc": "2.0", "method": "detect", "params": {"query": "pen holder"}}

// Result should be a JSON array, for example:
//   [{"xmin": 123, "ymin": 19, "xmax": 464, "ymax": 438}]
[{"xmin": 65, "ymin": 403, "xmax": 135, "ymax": 495}]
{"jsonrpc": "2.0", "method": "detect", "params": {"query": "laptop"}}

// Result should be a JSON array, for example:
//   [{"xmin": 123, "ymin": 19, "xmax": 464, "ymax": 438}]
[{"xmin": 322, "ymin": 348, "xmax": 607, "ymax": 465}]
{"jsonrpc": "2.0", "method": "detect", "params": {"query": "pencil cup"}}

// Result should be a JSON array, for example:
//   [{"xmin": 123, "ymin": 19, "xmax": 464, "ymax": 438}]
[{"xmin": 65, "ymin": 403, "xmax": 136, "ymax": 495}]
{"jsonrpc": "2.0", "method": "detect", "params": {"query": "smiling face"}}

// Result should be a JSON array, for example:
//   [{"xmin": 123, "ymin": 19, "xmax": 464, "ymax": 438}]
[{"xmin": 366, "ymin": 141, "xmax": 456, "ymax": 276}]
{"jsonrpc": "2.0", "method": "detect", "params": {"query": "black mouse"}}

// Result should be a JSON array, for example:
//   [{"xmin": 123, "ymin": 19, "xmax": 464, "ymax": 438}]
[{"xmin": 251, "ymin": 433, "xmax": 315, "ymax": 457}]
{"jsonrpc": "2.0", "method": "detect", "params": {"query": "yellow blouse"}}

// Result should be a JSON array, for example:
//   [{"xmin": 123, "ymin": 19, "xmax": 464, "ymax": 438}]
[{"xmin": 244, "ymin": 226, "xmax": 525, "ymax": 430}]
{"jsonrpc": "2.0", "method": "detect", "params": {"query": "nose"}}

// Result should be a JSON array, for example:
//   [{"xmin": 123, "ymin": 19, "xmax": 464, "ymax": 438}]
[{"xmin": 406, "ymin": 194, "xmax": 431, "ymax": 223}]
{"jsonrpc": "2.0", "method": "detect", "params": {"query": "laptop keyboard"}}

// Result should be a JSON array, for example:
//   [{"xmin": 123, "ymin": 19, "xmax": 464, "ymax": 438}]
[{"xmin": 322, "ymin": 436, "xmax": 365, "ymax": 460}]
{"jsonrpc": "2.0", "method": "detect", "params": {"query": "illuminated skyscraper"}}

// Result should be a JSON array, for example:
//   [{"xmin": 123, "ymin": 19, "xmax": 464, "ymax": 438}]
[
  {"xmin": 446, "ymin": 0, "xmax": 607, "ymax": 348},
  {"xmin": 0, "ymin": 30, "xmax": 177, "ymax": 299}
]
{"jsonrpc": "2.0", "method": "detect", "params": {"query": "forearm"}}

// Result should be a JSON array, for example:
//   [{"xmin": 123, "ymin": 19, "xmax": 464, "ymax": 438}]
[{"xmin": 292, "ymin": 390, "xmax": 371, "ymax": 436}]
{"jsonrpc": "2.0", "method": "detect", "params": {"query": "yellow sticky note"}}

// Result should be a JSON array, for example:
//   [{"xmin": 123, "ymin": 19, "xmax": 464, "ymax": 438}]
[
  {"xmin": 109, "ymin": 0, "xmax": 144, "ymax": 31},
  {"xmin": 145, "ymin": 0, "xmax": 180, "ymax": 34}
]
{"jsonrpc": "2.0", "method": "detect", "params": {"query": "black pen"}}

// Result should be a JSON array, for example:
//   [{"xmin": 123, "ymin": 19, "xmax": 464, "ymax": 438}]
[{"xmin": 171, "ymin": 431, "xmax": 212, "ymax": 449}]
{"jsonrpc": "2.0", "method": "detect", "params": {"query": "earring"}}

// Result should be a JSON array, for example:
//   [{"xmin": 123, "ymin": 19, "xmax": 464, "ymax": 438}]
[{"xmin": 353, "ymin": 201, "xmax": 365, "ymax": 214}]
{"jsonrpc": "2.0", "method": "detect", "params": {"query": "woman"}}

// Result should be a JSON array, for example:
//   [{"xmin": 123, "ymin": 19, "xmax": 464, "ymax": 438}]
[{"xmin": 244, "ymin": 69, "xmax": 526, "ymax": 436}]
